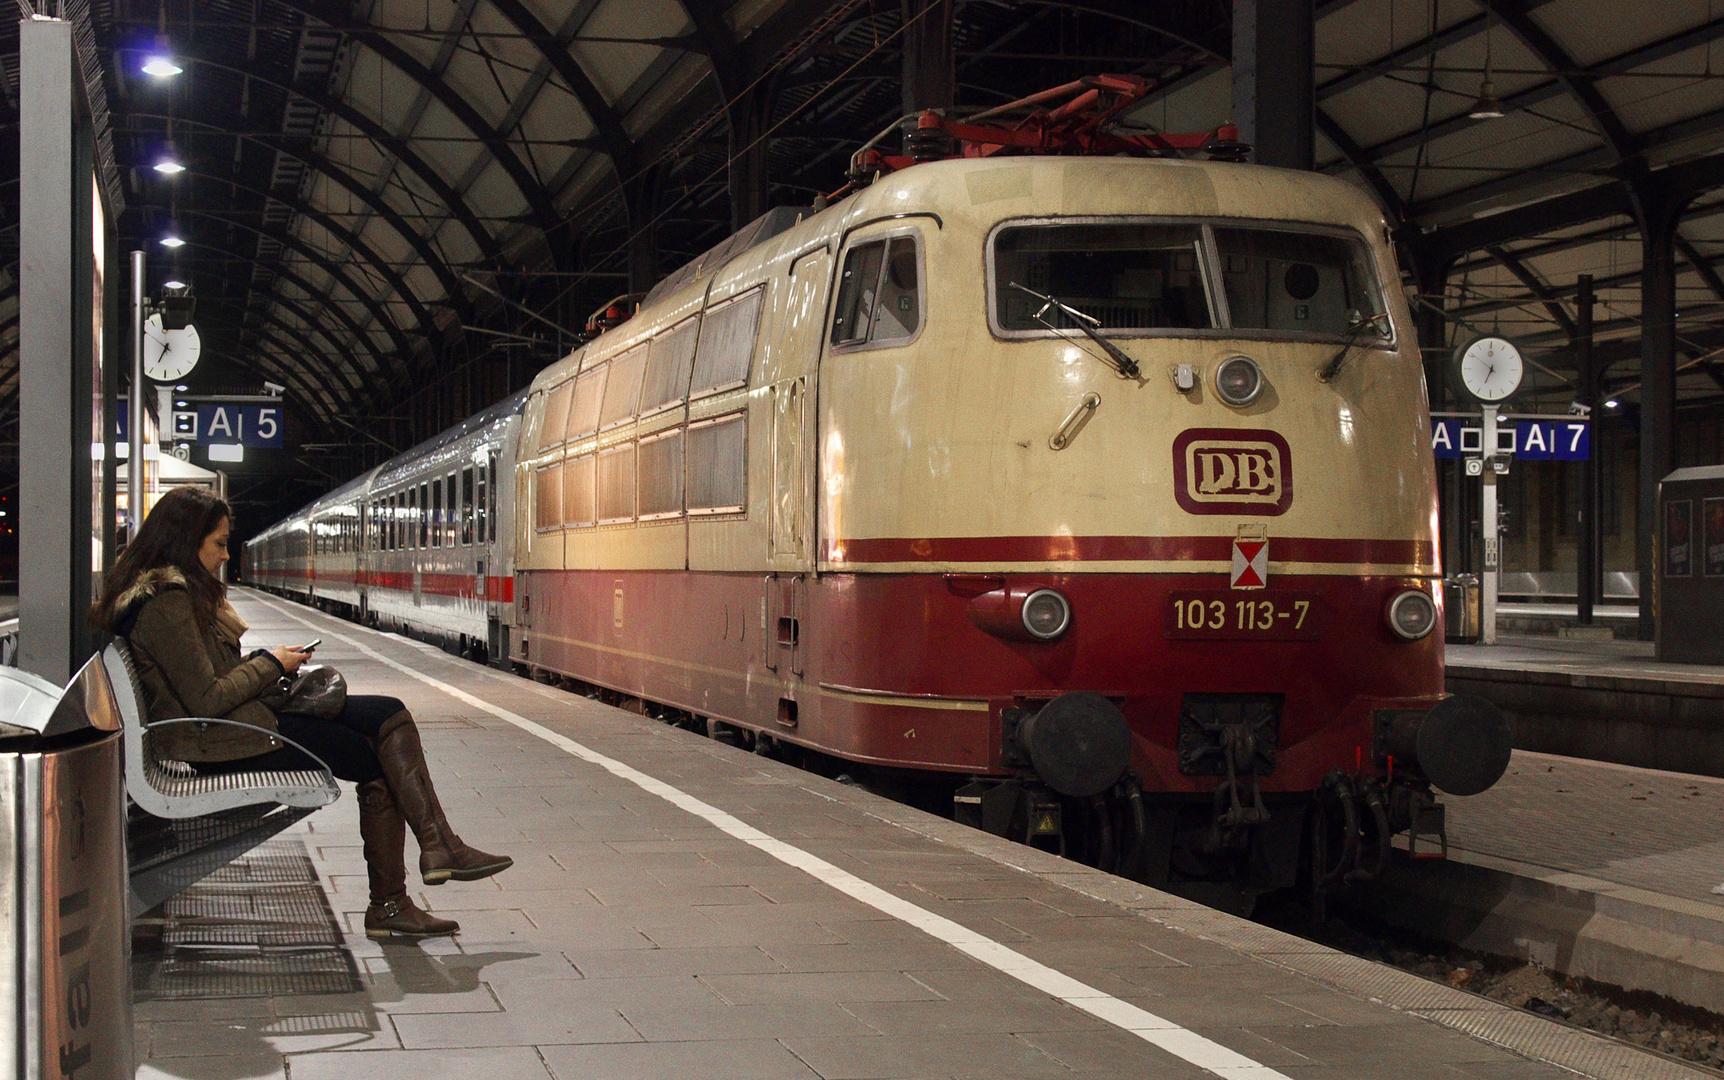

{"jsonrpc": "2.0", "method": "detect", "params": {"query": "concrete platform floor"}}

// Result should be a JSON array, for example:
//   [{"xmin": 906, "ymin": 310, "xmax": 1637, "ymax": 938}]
[
  {"xmin": 131, "ymin": 590, "xmax": 1706, "ymax": 1080},
  {"xmin": 1448, "ymin": 635, "xmax": 1724, "ymax": 688}
]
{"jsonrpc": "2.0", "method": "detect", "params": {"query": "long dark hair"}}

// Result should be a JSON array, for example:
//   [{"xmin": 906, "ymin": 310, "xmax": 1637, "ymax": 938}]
[{"xmin": 92, "ymin": 485, "xmax": 231, "ymax": 630}]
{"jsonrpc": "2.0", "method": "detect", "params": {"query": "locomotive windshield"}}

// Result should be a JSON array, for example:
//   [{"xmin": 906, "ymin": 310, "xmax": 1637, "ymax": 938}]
[{"xmin": 990, "ymin": 219, "xmax": 1388, "ymax": 344}]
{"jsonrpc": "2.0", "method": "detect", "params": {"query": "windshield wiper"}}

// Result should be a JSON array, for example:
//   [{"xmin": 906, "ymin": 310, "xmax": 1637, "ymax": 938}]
[
  {"xmin": 1009, "ymin": 282, "xmax": 1142, "ymax": 380},
  {"xmin": 1317, "ymin": 309, "xmax": 1391, "ymax": 383}
]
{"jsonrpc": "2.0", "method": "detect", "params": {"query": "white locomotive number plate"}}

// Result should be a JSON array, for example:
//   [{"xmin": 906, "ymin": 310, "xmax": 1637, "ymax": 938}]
[{"xmin": 1165, "ymin": 591, "xmax": 1321, "ymax": 641}]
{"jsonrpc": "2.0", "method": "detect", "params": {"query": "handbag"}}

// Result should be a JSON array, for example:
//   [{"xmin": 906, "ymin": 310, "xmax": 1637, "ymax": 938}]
[{"xmin": 281, "ymin": 664, "xmax": 348, "ymax": 720}]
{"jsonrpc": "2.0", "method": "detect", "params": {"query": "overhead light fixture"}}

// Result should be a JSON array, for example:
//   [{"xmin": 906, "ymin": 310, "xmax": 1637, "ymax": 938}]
[
  {"xmin": 1605, "ymin": 399, "xmax": 1620, "ymax": 408},
  {"xmin": 159, "ymin": 235, "xmax": 185, "ymax": 248},
  {"xmin": 1468, "ymin": 80, "xmax": 1505, "ymax": 120},
  {"xmin": 163, "ymin": 280, "xmax": 186, "ymax": 290},
  {"xmin": 174, "ymin": 384, "xmax": 188, "ymax": 390},
  {"xmin": 153, "ymin": 158, "xmax": 185, "ymax": 175},
  {"xmin": 1469, "ymin": 15, "xmax": 1505, "ymax": 120},
  {"xmin": 142, "ymin": 56, "xmax": 182, "ymax": 78}
]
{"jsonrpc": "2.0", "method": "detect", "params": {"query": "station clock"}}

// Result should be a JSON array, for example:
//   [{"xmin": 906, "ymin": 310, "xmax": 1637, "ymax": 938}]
[
  {"xmin": 1452, "ymin": 335, "xmax": 1524, "ymax": 404},
  {"xmin": 143, "ymin": 312, "xmax": 202, "ymax": 382}
]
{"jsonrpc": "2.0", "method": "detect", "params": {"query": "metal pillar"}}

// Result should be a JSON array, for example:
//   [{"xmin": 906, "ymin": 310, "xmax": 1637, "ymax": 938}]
[
  {"xmin": 624, "ymin": 173, "xmax": 659, "ymax": 296},
  {"xmin": 1231, "ymin": 0, "xmax": 1315, "ymax": 170},
  {"xmin": 1575, "ymin": 274, "xmax": 1597, "ymax": 624},
  {"xmin": 727, "ymin": 85, "xmax": 773, "ymax": 231},
  {"xmin": 129, "ymin": 251, "xmax": 146, "ymax": 540},
  {"xmin": 1481, "ymin": 405, "xmax": 1501, "ymax": 645},
  {"xmin": 901, "ymin": 0, "xmax": 955, "ymax": 117},
  {"xmin": 19, "ymin": 18, "xmax": 102, "ymax": 684},
  {"xmin": 1636, "ymin": 194, "xmax": 1680, "ymax": 641}
]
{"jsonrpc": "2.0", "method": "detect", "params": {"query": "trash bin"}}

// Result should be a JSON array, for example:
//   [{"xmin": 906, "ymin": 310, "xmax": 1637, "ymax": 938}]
[
  {"xmin": 1445, "ymin": 574, "xmax": 1481, "ymax": 644},
  {"xmin": 0, "ymin": 653, "xmax": 132, "ymax": 1080}
]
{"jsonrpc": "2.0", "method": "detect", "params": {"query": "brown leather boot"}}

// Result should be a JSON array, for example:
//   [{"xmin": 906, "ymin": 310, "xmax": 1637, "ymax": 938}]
[
  {"xmin": 358, "ymin": 777, "xmax": 459, "ymax": 939},
  {"xmin": 374, "ymin": 711, "xmax": 513, "ymax": 885}
]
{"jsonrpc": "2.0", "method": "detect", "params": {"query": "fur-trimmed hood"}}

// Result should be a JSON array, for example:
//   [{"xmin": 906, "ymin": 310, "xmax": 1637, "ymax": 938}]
[
  {"xmin": 115, "ymin": 565, "xmax": 187, "ymax": 614},
  {"xmin": 111, "ymin": 565, "xmax": 247, "ymax": 644}
]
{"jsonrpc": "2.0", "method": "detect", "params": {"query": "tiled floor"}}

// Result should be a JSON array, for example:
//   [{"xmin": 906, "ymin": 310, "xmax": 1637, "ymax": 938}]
[{"xmin": 130, "ymin": 592, "xmax": 1680, "ymax": 1080}]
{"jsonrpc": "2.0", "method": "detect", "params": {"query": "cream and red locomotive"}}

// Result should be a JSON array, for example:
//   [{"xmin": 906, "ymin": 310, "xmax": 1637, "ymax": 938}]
[{"xmin": 249, "ymin": 79, "xmax": 1509, "ymax": 903}]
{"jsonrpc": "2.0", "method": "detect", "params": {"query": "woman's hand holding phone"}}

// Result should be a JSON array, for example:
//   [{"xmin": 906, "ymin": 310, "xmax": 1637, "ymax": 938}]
[{"xmin": 271, "ymin": 644, "xmax": 309, "ymax": 675}]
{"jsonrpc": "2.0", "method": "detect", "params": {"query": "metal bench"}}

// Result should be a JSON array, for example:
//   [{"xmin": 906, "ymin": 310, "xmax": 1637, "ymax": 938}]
[{"xmin": 102, "ymin": 642, "xmax": 339, "ymax": 913}]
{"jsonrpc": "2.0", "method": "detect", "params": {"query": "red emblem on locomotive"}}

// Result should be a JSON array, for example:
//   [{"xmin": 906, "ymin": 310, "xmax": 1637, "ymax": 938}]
[{"xmin": 1172, "ymin": 428, "xmax": 1294, "ymax": 516}]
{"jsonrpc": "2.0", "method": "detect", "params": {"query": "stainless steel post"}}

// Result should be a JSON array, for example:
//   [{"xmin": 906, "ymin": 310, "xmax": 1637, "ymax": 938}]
[
  {"xmin": 129, "ymin": 250, "xmax": 146, "ymax": 540},
  {"xmin": 1481, "ymin": 405, "xmax": 1500, "ymax": 645}
]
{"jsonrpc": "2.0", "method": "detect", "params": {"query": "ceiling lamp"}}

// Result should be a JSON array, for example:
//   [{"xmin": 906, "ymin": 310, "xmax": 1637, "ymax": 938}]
[
  {"xmin": 142, "ymin": 56, "xmax": 182, "ymax": 78},
  {"xmin": 163, "ymin": 280, "xmax": 186, "ymax": 289},
  {"xmin": 159, "ymin": 235, "xmax": 185, "ymax": 249},
  {"xmin": 1469, "ymin": 14, "xmax": 1504, "ymax": 120},
  {"xmin": 1469, "ymin": 78, "xmax": 1505, "ymax": 120},
  {"xmin": 153, "ymin": 158, "xmax": 185, "ymax": 175}
]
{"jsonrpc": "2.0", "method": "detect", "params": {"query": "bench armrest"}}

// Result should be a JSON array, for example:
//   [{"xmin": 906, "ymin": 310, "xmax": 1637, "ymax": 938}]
[{"xmin": 144, "ymin": 717, "xmax": 336, "ymax": 777}]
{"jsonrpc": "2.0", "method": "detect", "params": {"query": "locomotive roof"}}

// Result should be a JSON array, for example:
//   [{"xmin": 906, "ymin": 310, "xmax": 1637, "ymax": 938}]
[{"xmin": 529, "ymin": 156, "xmax": 1386, "ymax": 398}]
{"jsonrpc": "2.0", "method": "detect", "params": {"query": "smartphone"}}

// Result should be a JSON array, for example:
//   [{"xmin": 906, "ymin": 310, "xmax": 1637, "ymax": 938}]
[{"xmin": 292, "ymin": 639, "xmax": 322, "ymax": 653}]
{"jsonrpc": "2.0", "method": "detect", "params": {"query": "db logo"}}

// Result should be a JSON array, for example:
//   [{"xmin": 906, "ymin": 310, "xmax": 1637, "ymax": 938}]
[{"xmin": 1172, "ymin": 428, "xmax": 1294, "ymax": 516}]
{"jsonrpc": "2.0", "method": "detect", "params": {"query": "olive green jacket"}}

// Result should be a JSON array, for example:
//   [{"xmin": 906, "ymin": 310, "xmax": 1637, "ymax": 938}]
[{"xmin": 118, "ymin": 567, "xmax": 286, "ymax": 762}]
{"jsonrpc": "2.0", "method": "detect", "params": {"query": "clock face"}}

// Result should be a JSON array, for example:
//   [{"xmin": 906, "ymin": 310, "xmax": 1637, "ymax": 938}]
[
  {"xmin": 144, "ymin": 313, "xmax": 201, "ymax": 382},
  {"xmin": 1456, "ymin": 336, "xmax": 1523, "ymax": 403}
]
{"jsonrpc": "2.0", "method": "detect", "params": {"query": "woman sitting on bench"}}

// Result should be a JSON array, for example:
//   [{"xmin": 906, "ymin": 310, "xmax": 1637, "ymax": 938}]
[{"xmin": 92, "ymin": 484, "xmax": 511, "ymax": 938}]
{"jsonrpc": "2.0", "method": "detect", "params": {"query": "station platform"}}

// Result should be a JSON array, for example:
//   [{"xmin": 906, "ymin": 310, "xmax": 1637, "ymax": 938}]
[
  {"xmin": 130, "ymin": 590, "xmax": 1704, "ymax": 1080},
  {"xmin": 1349, "ymin": 749, "xmax": 1724, "ymax": 1024},
  {"xmin": 1446, "ymin": 636, "xmax": 1724, "ymax": 777}
]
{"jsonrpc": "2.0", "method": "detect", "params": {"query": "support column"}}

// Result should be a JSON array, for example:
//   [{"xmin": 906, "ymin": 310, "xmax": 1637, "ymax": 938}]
[
  {"xmin": 901, "ymin": 0, "xmax": 955, "ymax": 117},
  {"xmin": 1635, "ymin": 189, "xmax": 1682, "ymax": 641},
  {"xmin": 20, "ymin": 17, "xmax": 102, "ymax": 683},
  {"xmin": 623, "ymin": 172, "xmax": 659, "ymax": 297},
  {"xmin": 727, "ymin": 85, "xmax": 774, "ymax": 232},
  {"xmin": 1231, "ymin": 0, "xmax": 1315, "ymax": 170},
  {"xmin": 1575, "ymin": 274, "xmax": 1598, "ymax": 624}
]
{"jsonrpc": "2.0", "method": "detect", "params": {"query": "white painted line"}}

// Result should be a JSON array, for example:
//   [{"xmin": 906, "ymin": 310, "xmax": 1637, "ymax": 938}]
[{"xmin": 249, "ymin": 592, "xmax": 1291, "ymax": 1080}]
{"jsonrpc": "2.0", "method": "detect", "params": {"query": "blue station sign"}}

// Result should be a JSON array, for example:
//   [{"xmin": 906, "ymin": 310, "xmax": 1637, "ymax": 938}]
[{"xmin": 1431, "ymin": 418, "xmax": 1589, "ymax": 460}]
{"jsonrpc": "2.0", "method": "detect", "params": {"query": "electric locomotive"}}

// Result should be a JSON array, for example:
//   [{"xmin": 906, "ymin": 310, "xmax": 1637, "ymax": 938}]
[{"xmin": 251, "ymin": 77, "xmax": 1510, "ymax": 904}]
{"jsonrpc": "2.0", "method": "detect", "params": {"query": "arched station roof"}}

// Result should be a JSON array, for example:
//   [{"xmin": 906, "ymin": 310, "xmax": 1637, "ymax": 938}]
[{"xmin": 0, "ymin": 0, "xmax": 1719, "ymax": 495}]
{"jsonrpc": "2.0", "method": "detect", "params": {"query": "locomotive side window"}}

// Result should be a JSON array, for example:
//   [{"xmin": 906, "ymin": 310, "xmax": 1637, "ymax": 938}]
[
  {"xmin": 461, "ymin": 466, "xmax": 475, "ymax": 545},
  {"xmin": 564, "ymin": 453, "xmax": 597, "ymax": 527},
  {"xmin": 566, "ymin": 367, "xmax": 606, "ymax": 442},
  {"xmin": 831, "ymin": 235, "xmax": 921, "ymax": 346},
  {"xmin": 534, "ymin": 463, "xmax": 563, "ymax": 532},
  {"xmin": 641, "ymin": 316, "xmax": 700, "ymax": 415},
  {"xmin": 539, "ymin": 381, "xmax": 573, "ymax": 450},
  {"xmin": 690, "ymin": 287, "xmax": 764, "ymax": 396},
  {"xmin": 993, "ymin": 223, "xmax": 1212, "ymax": 332},
  {"xmin": 1210, "ymin": 227, "xmax": 1387, "ymax": 340},
  {"xmin": 596, "ymin": 444, "xmax": 636, "ymax": 524},
  {"xmin": 687, "ymin": 413, "xmax": 746, "ymax": 514},
  {"xmin": 638, "ymin": 429, "xmax": 685, "ymax": 519},
  {"xmin": 600, "ymin": 344, "xmax": 648, "ymax": 430}
]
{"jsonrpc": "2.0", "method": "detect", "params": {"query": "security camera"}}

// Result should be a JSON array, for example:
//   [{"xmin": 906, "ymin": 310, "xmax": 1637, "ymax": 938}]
[{"xmin": 262, "ymin": 381, "xmax": 285, "ymax": 396}]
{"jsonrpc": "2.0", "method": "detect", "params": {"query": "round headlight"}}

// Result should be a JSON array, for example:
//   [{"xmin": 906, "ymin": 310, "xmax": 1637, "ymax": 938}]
[
  {"xmin": 1214, "ymin": 355, "xmax": 1264, "ymax": 406},
  {"xmin": 1021, "ymin": 589, "xmax": 1072, "ymax": 641},
  {"xmin": 1387, "ymin": 589, "xmax": 1438, "ymax": 641}
]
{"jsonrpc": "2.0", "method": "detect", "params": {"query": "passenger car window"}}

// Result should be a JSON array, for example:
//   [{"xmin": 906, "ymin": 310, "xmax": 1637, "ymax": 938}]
[
  {"xmin": 1211, "ymin": 227, "xmax": 1387, "ymax": 340},
  {"xmin": 831, "ymin": 236, "xmax": 920, "ymax": 346},
  {"xmin": 993, "ymin": 223, "xmax": 1211, "ymax": 332}
]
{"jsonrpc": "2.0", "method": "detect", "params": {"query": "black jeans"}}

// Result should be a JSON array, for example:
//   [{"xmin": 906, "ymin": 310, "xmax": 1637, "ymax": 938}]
[{"xmin": 197, "ymin": 694, "xmax": 406, "ymax": 784}]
